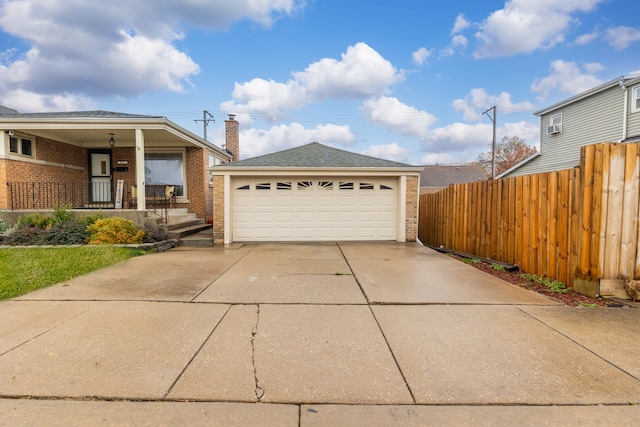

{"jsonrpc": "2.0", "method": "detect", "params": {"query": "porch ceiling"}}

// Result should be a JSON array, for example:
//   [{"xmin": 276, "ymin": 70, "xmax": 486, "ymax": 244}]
[{"xmin": 9, "ymin": 128, "xmax": 191, "ymax": 149}]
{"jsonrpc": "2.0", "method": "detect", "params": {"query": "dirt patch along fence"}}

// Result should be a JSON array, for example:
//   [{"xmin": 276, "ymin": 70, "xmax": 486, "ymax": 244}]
[{"xmin": 418, "ymin": 142, "xmax": 640, "ymax": 298}]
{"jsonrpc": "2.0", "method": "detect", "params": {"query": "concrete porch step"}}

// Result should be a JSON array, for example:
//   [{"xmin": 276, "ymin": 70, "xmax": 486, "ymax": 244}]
[
  {"xmin": 179, "ymin": 229, "xmax": 215, "ymax": 247},
  {"xmin": 167, "ymin": 223, "xmax": 212, "ymax": 241},
  {"xmin": 166, "ymin": 218, "xmax": 202, "ymax": 231}
]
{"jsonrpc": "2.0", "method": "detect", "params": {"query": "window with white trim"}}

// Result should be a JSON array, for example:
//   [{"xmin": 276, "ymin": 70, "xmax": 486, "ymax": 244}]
[
  {"xmin": 548, "ymin": 113, "xmax": 562, "ymax": 136},
  {"xmin": 144, "ymin": 152, "xmax": 186, "ymax": 197},
  {"xmin": 9, "ymin": 136, "xmax": 33, "ymax": 157},
  {"xmin": 632, "ymin": 86, "xmax": 640, "ymax": 113}
]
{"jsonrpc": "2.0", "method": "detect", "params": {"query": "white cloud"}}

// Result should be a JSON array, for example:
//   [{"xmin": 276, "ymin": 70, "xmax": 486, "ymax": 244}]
[
  {"xmin": 439, "ymin": 46, "xmax": 455, "ymax": 58},
  {"xmin": 420, "ymin": 152, "xmax": 462, "ymax": 165},
  {"xmin": 425, "ymin": 122, "xmax": 493, "ymax": 148},
  {"xmin": 220, "ymin": 79, "xmax": 307, "ymax": 121},
  {"xmin": 0, "ymin": 0, "xmax": 304, "ymax": 111},
  {"xmin": 451, "ymin": 34, "xmax": 468, "ymax": 48},
  {"xmin": 238, "ymin": 122, "xmax": 356, "ymax": 159},
  {"xmin": 361, "ymin": 143, "xmax": 410, "ymax": 163},
  {"xmin": 360, "ymin": 96, "xmax": 437, "ymax": 138},
  {"xmin": 451, "ymin": 14, "xmax": 471, "ymax": 35},
  {"xmin": 474, "ymin": 0, "xmax": 603, "ymax": 58},
  {"xmin": 293, "ymin": 42, "xmax": 404, "ymax": 100},
  {"xmin": 0, "ymin": 88, "xmax": 95, "ymax": 112},
  {"xmin": 412, "ymin": 47, "xmax": 433, "ymax": 65},
  {"xmin": 604, "ymin": 26, "xmax": 640, "ymax": 50},
  {"xmin": 531, "ymin": 59, "xmax": 604, "ymax": 99},
  {"xmin": 420, "ymin": 120, "xmax": 540, "ymax": 164},
  {"xmin": 574, "ymin": 29, "xmax": 600, "ymax": 45},
  {"xmin": 452, "ymin": 88, "xmax": 536, "ymax": 122},
  {"xmin": 500, "ymin": 121, "xmax": 541, "ymax": 149},
  {"xmin": 222, "ymin": 43, "xmax": 404, "ymax": 120}
]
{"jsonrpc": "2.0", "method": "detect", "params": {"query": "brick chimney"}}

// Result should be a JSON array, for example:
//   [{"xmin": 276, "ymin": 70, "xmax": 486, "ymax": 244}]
[{"xmin": 224, "ymin": 114, "xmax": 239, "ymax": 162}]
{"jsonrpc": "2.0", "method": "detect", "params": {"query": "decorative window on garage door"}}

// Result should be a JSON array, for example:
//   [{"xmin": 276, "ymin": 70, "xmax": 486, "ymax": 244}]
[
  {"xmin": 318, "ymin": 181, "xmax": 333, "ymax": 189},
  {"xmin": 339, "ymin": 181, "xmax": 354, "ymax": 190},
  {"xmin": 360, "ymin": 182, "xmax": 374, "ymax": 190},
  {"xmin": 298, "ymin": 181, "xmax": 313, "ymax": 189}
]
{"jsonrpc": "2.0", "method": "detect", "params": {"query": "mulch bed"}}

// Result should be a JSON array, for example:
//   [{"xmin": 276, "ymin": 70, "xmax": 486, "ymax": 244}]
[{"xmin": 449, "ymin": 255, "xmax": 617, "ymax": 307}]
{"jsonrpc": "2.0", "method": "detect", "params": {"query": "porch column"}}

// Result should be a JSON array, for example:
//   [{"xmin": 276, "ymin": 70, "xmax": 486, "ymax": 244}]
[{"xmin": 135, "ymin": 129, "xmax": 146, "ymax": 211}]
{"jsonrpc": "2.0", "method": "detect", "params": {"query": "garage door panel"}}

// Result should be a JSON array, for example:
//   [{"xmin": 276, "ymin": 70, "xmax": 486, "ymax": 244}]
[{"xmin": 233, "ymin": 178, "xmax": 397, "ymax": 241}]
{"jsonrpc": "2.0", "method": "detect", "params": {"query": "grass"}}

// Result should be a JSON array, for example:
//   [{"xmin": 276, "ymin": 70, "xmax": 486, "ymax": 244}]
[{"xmin": 0, "ymin": 247, "xmax": 146, "ymax": 300}]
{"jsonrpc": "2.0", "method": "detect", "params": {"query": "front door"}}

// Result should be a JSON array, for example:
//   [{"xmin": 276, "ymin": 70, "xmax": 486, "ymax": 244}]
[{"xmin": 89, "ymin": 151, "xmax": 113, "ymax": 203}]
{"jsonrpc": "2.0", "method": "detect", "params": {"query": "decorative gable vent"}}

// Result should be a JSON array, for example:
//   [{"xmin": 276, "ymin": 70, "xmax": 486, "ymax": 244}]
[{"xmin": 547, "ymin": 124, "xmax": 561, "ymax": 135}]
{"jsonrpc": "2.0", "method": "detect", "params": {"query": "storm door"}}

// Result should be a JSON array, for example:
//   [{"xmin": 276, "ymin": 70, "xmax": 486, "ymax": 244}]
[{"xmin": 89, "ymin": 150, "xmax": 113, "ymax": 203}]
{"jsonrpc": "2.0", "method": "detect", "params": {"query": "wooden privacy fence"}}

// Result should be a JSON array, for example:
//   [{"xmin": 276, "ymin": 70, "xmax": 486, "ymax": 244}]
[{"xmin": 418, "ymin": 142, "xmax": 640, "ymax": 296}]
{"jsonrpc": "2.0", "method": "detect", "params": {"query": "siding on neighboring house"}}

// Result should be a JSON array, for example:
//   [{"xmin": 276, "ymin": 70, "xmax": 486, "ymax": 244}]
[
  {"xmin": 507, "ymin": 84, "xmax": 626, "ymax": 177},
  {"xmin": 627, "ymin": 82, "xmax": 640, "ymax": 138}
]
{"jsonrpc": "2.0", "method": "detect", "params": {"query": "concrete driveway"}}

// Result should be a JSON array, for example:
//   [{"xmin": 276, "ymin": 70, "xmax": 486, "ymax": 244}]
[{"xmin": 1, "ymin": 242, "xmax": 639, "ymax": 425}]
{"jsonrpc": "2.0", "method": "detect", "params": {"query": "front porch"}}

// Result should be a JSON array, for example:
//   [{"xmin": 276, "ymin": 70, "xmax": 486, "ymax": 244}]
[{"xmin": 6, "ymin": 181, "xmax": 176, "ymax": 223}]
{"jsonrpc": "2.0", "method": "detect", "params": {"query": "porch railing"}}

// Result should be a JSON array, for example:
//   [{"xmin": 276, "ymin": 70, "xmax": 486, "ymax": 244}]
[{"xmin": 6, "ymin": 181, "xmax": 171, "ymax": 223}]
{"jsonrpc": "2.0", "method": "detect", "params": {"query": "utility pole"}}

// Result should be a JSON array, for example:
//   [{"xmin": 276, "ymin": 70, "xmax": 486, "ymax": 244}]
[
  {"xmin": 483, "ymin": 106, "xmax": 497, "ymax": 178},
  {"xmin": 194, "ymin": 110, "xmax": 215, "ymax": 141}
]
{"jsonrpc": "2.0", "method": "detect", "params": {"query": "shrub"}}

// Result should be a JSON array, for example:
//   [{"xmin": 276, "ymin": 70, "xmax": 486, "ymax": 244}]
[
  {"xmin": 86, "ymin": 217, "xmax": 145, "ymax": 245},
  {"xmin": 17, "ymin": 212, "xmax": 55, "ymax": 229},
  {"xmin": 37, "ymin": 219, "xmax": 90, "ymax": 245},
  {"xmin": 52, "ymin": 204, "xmax": 75, "ymax": 224},
  {"xmin": 142, "ymin": 224, "xmax": 168, "ymax": 243},
  {"xmin": 79, "ymin": 213, "xmax": 105, "ymax": 227},
  {"xmin": 0, "ymin": 209, "xmax": 8, "ymax": 234},
  {"xmin": 2, "ymin": 226, "xmax": 45, "ymax": 246}
]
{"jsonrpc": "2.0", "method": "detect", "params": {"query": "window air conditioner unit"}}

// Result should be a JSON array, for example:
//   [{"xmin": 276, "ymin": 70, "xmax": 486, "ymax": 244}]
[{"xmin": 547, "ymin": 124, "xmax": 561, "ymax": 135}]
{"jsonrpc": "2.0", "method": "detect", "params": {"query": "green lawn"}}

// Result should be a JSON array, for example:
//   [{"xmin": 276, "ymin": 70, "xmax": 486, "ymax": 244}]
[{"xmin": 0, "ymin": 247, "xmax": 145, "ymax": 300}]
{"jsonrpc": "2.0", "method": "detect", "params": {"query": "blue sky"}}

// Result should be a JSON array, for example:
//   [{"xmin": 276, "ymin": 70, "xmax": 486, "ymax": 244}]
[{"xmin": 0, "ymin": 0, "xmax": 638, "ymax": 165}]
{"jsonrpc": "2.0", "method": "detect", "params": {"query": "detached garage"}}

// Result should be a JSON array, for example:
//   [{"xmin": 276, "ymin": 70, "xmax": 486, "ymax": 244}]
[{"xmin": 212, "ymin": 142, "xmax": 422, "ymax": 244}]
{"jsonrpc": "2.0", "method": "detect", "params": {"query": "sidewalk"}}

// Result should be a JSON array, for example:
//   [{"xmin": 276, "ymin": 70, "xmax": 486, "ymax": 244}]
[{"xmin": 1, "ymin": 242, "xmax": 639, "ymax": 425}]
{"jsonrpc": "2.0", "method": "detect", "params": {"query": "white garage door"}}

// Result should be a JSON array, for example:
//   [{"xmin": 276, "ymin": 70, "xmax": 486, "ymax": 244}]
[{"xmin": 232, "ymin": 178, "xmax": 397, "ymax": 241}]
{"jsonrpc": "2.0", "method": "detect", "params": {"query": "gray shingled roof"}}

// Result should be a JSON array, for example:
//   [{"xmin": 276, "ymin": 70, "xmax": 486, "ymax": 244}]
[
  {"xmin": 0, "ymin": 106, "xmax": 161, "ymax": 119},
  {"xmin": 220, "ymin": 142, "xmax": 414, "ymax": 168},
  {"xmin": 420, "ymin": 164, "xmax": 487, "ymax": 187}
]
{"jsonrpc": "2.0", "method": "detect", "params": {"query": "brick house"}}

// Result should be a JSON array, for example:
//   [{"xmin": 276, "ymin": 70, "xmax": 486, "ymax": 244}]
[{"xmin": 0, "ymin": 107, "xmax": 232, "ymax": 225}]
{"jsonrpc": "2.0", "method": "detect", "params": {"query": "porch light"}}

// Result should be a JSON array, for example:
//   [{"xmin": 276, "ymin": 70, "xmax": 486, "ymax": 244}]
[{"xmin": 109, "ymin": 133, "xmax": 115, "ymax": 148}]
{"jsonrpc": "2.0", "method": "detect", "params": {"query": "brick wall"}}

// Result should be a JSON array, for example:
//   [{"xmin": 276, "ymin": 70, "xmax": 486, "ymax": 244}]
[
  {"xmin": 212, "ymin": 175, "xmax": 225, "ymax": 244},
  {"xmin": 1, "ymin": 136, "xmax": 88, "ymax": 209},
  {"xmin": 185, "ymin": 147, "xmax": 206, "ymax": 219},
  {"xmin": 0, "ymin": 160, "xmax": 6, "ymax": 208},
  {"xmin": 405, "ymin": 175, "xmax": 419, "ymax": 242}
]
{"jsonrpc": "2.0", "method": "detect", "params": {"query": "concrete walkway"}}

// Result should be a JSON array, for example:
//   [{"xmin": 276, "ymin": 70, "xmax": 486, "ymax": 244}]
[{"xmin": 1, "ymin": 242, "xmax": 639, "ymax": 425}]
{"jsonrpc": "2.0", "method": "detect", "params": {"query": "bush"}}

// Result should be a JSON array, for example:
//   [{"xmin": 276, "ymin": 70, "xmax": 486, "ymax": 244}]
[
  {"xmin": 0, "ymin": 209, "xmax": 8, "ymax": 234},
  {"xmin": 17, "ymin": 212, "xmax": 55, "ymax": 229},
  {"xmin": 142, "ymin": 224, "xmax": 168, "ymax": 243},
  {"xmin": 79, "ymin": 213, "xmax": 105, "ymax": 227},
  {"xmin": 52, "ymin": 204, "xmax": 75, "ymax": 224},
  {"xmin": 37, "ymin": 219, "xmax": 90, "ymax": 245},
  {"xmin": 86, "ymin": 217, "xmax": 145, "ymax": 245},
  {"xmin": 1, "ymin": 226, "xmax": 44, "ymax": 245}
]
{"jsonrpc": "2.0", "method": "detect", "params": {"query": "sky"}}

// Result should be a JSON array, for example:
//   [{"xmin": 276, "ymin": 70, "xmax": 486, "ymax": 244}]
[{"xmin": 0, "ymin": 0, "xmax": 639, "ymax": 166}]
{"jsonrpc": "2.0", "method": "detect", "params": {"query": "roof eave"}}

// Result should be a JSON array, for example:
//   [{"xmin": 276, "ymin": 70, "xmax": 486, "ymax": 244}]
[
  {"xmin": 0, "ymin": 115, "xmax": 231, "ymax": 159},
  {"xmin": 495, "ymin": 152, "xmax": 541, "ymax": 178},
  {"xmin": 213, "ymin": 166, "xmax": 424, "ymax": 174},
  {"xmin": 534, "ymin": 76, "xmax": 640, "ymax": 116}
]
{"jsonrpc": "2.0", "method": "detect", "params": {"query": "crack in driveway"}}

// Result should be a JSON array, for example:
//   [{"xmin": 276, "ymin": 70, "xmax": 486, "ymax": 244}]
[{"xmin": 251, "ymin": 304, "xmax": 265, "ymax": 401}]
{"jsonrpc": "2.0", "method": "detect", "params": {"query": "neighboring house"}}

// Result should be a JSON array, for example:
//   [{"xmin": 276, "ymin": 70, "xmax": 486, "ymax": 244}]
[
  {"xmin": 500, "ymin": 74, "xmax": 640, "ymax": 178},
  {"xmin": 211, "ymin": 142, "xmax": 423, "ymax": 244},
  {"xmin": 419, "ymin": 164, "xmax": 487, "ymax": 194},
  {"xmin": 0, "ymin": 107, "xmax": 233, "ymax": 224}
]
